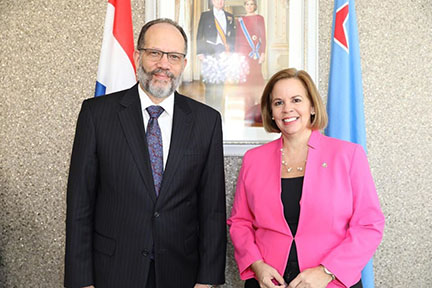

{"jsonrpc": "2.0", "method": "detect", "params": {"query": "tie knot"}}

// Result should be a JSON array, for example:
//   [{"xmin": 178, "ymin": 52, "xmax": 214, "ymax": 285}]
[{"xmin": 147, "ymin": 105, "xmax": 164, "ymax": 119}]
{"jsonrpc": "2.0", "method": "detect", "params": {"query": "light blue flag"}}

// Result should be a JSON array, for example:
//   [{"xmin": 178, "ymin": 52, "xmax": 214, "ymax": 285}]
[{"xmin": 325, "ymin": 0, "xmax": 374, "ymax": 287}]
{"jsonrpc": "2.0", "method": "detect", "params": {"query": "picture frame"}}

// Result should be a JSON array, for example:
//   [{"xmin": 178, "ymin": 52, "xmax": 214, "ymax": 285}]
[{"xmin": 145, "ymin": 0, "xmax": 318, "ymax": 155}]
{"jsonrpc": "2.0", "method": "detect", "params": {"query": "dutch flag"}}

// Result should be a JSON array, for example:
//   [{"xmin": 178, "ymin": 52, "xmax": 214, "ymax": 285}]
[{"xmin": 95, "ymin": 0, "xmax": 136, "ymax": 97}]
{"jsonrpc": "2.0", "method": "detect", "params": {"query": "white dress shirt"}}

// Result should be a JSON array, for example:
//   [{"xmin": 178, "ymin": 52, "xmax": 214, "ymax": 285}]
[
  {"xmin": 213, "ymin": 7, "xmax": 227, "ymax": 45},
  {"xmin": 138, "ymin": 84, "xmax": 174, "ymax": 169}
]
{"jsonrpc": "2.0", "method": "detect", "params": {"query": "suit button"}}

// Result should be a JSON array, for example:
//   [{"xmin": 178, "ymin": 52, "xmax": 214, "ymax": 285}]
[
  {"xmin": 153, "ymin": 212, "xmax": 160, "ymax": 218},
  {"xmin": 142, "ymin": 250, "xmax": 149, "ymax": 257}
]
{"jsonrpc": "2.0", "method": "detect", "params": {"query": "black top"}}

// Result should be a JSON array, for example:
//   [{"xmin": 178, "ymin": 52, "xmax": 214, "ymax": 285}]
[{"xmin": 281, "ymin": 177, "xmax": 304, "ymax": 263}]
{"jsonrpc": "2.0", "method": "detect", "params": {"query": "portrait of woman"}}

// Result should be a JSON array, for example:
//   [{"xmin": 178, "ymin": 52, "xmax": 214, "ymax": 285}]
[
  {"xmin": 227, "ymin": 68, "xmax": 385, "ymax": 288},
  {"xmin": 235, "ymin": 0, "xmax": 266, "ymax": 126}
]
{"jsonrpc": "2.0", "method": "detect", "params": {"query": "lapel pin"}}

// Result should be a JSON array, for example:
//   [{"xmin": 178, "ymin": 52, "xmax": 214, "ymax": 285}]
[{"xmin": 322, "ymin": 162, "xmax": 327, "ymax": 168}]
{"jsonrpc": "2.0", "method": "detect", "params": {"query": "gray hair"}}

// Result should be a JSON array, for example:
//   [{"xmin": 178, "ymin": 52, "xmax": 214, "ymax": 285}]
[{"xmin": 137, "ymin": 18, "xmax": 188, "ymax": 54}]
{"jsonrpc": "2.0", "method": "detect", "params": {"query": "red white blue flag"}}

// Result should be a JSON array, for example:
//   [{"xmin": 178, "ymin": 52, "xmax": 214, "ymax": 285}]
[
  {"xmin": 325, "ymin": 0, "xmax": 375, "ymax": 287},
  {"xmin": 95, "ymin": 0, "xmax": 136, "ymax": 97}
]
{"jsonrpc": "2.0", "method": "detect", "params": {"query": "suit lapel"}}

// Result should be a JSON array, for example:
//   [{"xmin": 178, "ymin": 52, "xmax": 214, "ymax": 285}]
[
  {"xmin": 118, "ymin": 84, "xmax": 157, "ymax": 203},
  {"xmin": 298, "ymin": 130, "xmax": 322, "ymax": 235},
  {"xmin": 225, "ymin": 12, "xmax": 233, "ymax": 33},
  {"xmin": 157, "ymin": 93, "xmax": 193, "ymax": 205}
]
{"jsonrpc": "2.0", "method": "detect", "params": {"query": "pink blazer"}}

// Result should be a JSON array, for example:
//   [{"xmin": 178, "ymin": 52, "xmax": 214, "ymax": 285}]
[{"xmin": 227, "ymin": 130, "xmax": 385, "ymax": 287}]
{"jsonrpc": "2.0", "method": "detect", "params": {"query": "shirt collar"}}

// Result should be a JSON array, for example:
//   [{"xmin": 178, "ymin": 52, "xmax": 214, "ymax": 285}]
[
  {"xmin": 137, "ymin": 84, "xmax": 175, "ymax": 117},
  {"xmin": 213, "ymin": 7, "xmax": 225, "ymax": 17}
]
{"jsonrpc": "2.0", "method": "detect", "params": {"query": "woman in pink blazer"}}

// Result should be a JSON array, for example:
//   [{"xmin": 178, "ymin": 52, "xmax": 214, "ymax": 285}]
[{"xmin": 227, "ymin": 68, "xmax": 384, "ymax": 288}]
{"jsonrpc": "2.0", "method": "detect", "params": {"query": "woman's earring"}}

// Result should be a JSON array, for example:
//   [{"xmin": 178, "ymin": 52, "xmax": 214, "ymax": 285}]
[{"xmin": 272, "ymin": 116, "xmax": 275, "ymax": 120}]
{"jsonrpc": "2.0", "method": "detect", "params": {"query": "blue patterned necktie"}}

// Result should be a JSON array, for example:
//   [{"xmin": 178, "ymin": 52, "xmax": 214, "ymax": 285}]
[{"xmin": 146, "ymin": 105, "xmax": 164, "ymax": 196}]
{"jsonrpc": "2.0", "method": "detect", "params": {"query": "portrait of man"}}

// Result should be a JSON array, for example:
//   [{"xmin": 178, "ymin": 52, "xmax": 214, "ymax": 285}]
[{"xmin": 196, "ymin": 0, "xmax": 236, "ymax": 115}]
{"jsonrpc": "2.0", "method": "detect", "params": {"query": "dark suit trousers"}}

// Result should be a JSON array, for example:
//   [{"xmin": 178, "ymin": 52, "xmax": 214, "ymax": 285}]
[{"xmin": 146, "ymin": 260, "xmax": 156, "ymax": 288}]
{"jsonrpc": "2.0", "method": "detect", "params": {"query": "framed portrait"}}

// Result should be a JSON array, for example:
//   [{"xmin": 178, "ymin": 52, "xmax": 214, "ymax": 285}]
[{"xmin": 145, "ymin": 0, "xmax": 318, "ymax": 155}]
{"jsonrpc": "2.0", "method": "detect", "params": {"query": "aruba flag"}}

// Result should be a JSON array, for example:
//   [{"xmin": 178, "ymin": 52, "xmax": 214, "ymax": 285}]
[
  {"xmin": 95, "ymin": 0, "xmax": 136, "ymax": 97},
  {"xmin": 325, "ymin": 0, "xmax": 375, "ymax": 287}
]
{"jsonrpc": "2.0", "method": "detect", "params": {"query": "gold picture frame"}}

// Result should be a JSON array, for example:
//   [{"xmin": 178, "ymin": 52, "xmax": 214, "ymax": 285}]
[{"xmin": 145, "ymin": 0, "xmax": 318, "ymax": 155}]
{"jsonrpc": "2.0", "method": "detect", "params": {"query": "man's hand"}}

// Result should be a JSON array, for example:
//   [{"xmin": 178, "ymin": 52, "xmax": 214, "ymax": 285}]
[{"xmin": 250, "ymin": 260, "xmax": 287, "ymax": 288}]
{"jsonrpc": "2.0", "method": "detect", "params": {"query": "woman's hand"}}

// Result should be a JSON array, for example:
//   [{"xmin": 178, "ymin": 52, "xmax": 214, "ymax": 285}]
[
  {"xmin": 194, "ymin": 284, "xmax": 213, "ymax": 288},
  {"xmin": 287, "ymin": 266, "xmax": 333, "ymax": 288},
  {"xmin": 259, "ymin": 53, "xmax": 265, "ymax": 64},
  {"xmin": 250, "ymin": 260, "xmax": 287, "ymax": 288}
]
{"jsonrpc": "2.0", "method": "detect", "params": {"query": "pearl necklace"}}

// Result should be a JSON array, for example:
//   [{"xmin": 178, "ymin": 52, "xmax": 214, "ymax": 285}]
[{"xmin": 280, "ymin": 148, "xmax": 306, "ymax": 173}]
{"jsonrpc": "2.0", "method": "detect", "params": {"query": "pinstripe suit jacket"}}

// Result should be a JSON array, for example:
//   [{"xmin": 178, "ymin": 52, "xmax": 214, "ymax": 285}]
[{"xmin": 64, "ymin": 84, "xmax": 226, "ymax": 288}]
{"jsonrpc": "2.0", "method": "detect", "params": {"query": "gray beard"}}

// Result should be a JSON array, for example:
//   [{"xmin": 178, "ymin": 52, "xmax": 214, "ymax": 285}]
[{"xmin": 137, "ymin": 63, "xmax": 182, "ymax": 99}]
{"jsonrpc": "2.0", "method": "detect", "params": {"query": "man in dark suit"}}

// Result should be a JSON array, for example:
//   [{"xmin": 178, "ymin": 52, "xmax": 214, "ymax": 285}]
[
  {"xmin": 64, "ymin": 18, "xmax": 226, "ymax": 288},
  {"xmin": 196, "ymin": 0, "xmax": 236, "ymax": 115},
  {"xmin": 197, "ymin": 0, "xmax": 236, "ymax": 56}
]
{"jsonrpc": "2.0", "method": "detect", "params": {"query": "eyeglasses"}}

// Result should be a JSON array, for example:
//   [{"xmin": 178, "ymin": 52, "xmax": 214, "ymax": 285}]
[{"xmin": 138, "ymin": 48, "xmax": 186, "ymax": 64}]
